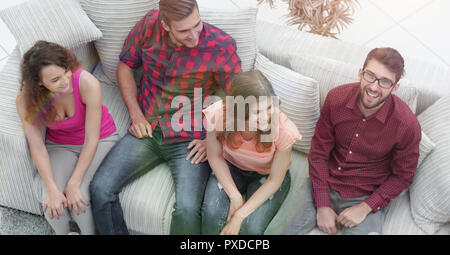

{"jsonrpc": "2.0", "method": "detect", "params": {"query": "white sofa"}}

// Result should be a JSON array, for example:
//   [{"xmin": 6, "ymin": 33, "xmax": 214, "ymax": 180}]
[{"xmin": 1, "ymin": 0, "xmax": 449, "ymax": 235}]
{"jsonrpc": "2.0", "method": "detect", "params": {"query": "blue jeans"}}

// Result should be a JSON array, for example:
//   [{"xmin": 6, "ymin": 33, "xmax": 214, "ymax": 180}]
[
  {"xmin": 90, "ymin": 124, "xmax": 210, "ymax": 235},
  {"xmin": 201, "ymin": 160, "xmax": 291, "ymax": 235}
]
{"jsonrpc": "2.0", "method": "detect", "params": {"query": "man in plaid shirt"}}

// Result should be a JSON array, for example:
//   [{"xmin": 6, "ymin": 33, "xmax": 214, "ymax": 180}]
[
  {"xmin": 284, "ymin": 48, "xmax": 421, "ymax": 235},
  {"xmin": 90, "ymin": 0, "xmax": 241, "ymax": 235}
]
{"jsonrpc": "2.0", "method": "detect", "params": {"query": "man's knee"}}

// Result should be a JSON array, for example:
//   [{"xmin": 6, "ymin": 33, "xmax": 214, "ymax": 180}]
[{"xmin": 89, "ymin": 177, "xmax": 116, "ymax": 206}]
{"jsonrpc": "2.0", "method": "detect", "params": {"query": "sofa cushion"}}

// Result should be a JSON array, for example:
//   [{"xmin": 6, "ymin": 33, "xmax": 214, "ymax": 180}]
[
  {"xmin": 256, "ymin": 20, "xmax": 448, "ymax": 116},
  {"xmin": 71, "ymin": 42, "xmax": 100, "ymax": 73},
  {"xmin": 256, "ymin": 20, "xmax": 370, "ymax": 69},
  {"xmin": 80, "ymin": 0, "xmax": 159, "ymax": 84},
  {"xmin": 0, "ymin": 0, "xmax": 102, "ymax": 55},
  {"xmin": 80, "ymin": 0, "xmax": 257, "ymax": 84},
  {"xmin": 410, "ymin": 95, "xmax": 450, "ymax": 234},
  {"xmin": 119, "ymin": 163, "xmax": 175, "ymax": 234},
  {"xmin": 199, "ymin": 7, "xmax": 257, "ymax": 72},
  {"xmin": 289, "ymin": 54, "xmax": 419, "ymax": 114},
  {"xmin": 265, "ymin": 150, "xmax": 311, "ymax": 234},
  {"xmin": 417, "ymin": 131, "xmax": 435, "ymax": 168},
  {"xmin": 0, "ymin": 47, "xmax": 41, "ymax": 215},
  {"xmin": 92, "ymin": 63, "xmax": 131, "ymax": 138},
  {"xmin": 254, "ymin": 53, "xmax": 320, "ymax": 154}
]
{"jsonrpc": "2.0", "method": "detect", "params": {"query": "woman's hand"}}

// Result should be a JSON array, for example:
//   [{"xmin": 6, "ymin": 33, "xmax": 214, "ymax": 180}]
[
  {"xmin": 220, "ymin": 212, "xmax": 245, "ymax": 235},
  {"xmin": 43, "ymin": 187, "xmax": 68, "ymax": 219},
  {"xmin": 227, "ymin": 195, "xmax": 244, "ymax": 222},
  {"xmin": 64, "ymin": 181, "xmax": 89, "ymax": 215}
]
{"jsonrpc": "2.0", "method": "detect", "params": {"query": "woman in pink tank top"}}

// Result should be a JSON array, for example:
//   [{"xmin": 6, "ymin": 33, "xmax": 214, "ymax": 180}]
[{"xmin": 16, "ymin": 41, "xmax": 118, "ymax": 235}]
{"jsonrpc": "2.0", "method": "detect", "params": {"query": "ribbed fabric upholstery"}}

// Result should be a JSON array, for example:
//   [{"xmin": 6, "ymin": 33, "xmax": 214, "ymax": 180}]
[
  {"xmin": 255, "ymin": 53, "xmax": 320, "ymax": 154},
  {"xmin": 2, "ymin": 6, "xmax": 450, "ymax": 236},
  {"xmin": 80, "ymin": 0, "xmax": 159, "ymax": 84},
  {"xmin": 199, "ymin": 7, "xmax": 258, "ymax": 72},
  {"xmin": 80, "ymin": 0, "xmax": 258, "ymax": 84},
  {"xmin": 72, "ymin": 42, "xmax": 100, "ymax": 73},
  {"xmin": 92, "ymin": 63, "xmax": 131, "ymax": 137},
  {"xmin": 0, "ymin": 0, "xmax": 102, "ymax": 55},
  {"xmin": 0, "ymin": 48, "xmax": 42, "ymax": 214},
  {"xmin": 119, "ymin": 163, "xmax": 175, "ymax": 235},
  {"xmin": 264, "ymin": 150, "xmax": 310, "ymax": 234},
  {"xmin": 410, "ymin": 96, "xmax": 450, "ymax": 234},
  {"xmin": 289, "ymin": 54, "xmax": 420, "ymax": 114},
  {"xmin": 256, "ymin": 20, "xmax": 448, "ymax": 115}
]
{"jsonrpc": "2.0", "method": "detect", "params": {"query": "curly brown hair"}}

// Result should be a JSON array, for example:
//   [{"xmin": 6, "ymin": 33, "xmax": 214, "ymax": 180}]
[
  {"xmin": 20, "ymin": 40, "xmax": 81, "ymax": 125},
  {"xmin": 217, "ymin": 70, "xmax": 278, "ymax": 153}
]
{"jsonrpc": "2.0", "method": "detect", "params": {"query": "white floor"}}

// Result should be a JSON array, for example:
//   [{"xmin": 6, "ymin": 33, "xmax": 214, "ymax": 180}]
[{"xmin": 0, "ymin": 0, "xmax": 449, "ymax": 71}]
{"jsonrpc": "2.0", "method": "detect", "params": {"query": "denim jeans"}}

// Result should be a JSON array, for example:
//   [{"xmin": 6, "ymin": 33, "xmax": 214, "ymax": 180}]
[
  {"xmin": 90, "ymin": 124, "xmax": 211, "ymax": 235},
  {"xmin": 282, "ymin": 179, "xmax": 385, "ymax": 235},
  {"xmin": 201, "ymin": 160, "xmax": 291, "ymax": 235}
]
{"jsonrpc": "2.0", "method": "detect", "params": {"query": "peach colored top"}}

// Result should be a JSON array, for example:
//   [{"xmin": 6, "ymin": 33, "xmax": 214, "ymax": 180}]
[{"xmin": 203, "ymin": 100, "xmax": 302, "ymax": 175}]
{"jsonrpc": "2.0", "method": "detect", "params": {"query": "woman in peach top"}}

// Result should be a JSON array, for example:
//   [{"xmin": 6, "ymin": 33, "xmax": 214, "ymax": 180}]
[{"xmin": 201, "ymin": 70, "xmax": 302, "ymax": 235}]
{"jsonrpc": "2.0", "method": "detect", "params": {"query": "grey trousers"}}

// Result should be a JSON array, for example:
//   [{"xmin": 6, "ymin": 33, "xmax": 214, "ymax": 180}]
[
  {"xmin": 283, "ymin": 178, "xmax": 385, "ymax": 235},
  {"xmin": 41, "ymin": 133, "xmax": 119, "ymax": 235}
]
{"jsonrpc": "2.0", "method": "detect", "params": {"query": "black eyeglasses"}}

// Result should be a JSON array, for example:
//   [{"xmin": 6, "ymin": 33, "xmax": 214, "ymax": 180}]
[{"xmin": 362, "ymin": 70, "xmax": 395, "ymax": 89}]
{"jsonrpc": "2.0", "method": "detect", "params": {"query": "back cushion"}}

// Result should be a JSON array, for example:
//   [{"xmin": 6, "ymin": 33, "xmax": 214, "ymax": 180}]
[{"xmin": 289, "ymin": 54, "xmax": 420, "ymax": 114}]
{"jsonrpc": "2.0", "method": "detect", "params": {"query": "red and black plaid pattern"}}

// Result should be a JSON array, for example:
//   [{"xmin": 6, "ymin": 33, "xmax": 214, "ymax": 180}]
[
  {"xmin": 308, "ymin": 83, "xmax": 421, "ymax": 212},
  {"xmin": 120, "ymin": 10, "xmax": 241, "ymax": 144}
]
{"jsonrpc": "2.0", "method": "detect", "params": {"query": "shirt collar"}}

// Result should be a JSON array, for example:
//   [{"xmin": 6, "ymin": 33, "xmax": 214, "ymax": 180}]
[{"xmin": 346, "ymin": 83, "xmax": 392, "ymax": 124}]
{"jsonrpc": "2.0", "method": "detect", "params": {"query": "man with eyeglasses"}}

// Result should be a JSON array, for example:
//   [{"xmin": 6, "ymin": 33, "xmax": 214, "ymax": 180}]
[{"xmin": 286, "ymin": 47, "xmax": 421, "ymax": 235}]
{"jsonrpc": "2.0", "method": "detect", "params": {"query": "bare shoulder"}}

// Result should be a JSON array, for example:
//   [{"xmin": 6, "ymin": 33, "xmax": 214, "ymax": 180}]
[
  {"xmin": 78, "ymin": 70, "xmax": 101, "ymax": 102},
  {"xmin": 79, "ymin": 70, "xmax": 101, "ymax": 91}
]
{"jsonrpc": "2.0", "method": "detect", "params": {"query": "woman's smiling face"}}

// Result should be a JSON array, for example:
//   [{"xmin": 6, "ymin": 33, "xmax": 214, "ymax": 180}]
[{"xmin": 40, "ymin": 64, "xmax": 73, "ymax": 94}]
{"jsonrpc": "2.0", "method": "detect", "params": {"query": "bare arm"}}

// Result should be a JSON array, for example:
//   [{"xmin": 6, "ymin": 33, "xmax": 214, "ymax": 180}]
[
  {"xmin": 206, "ymin": 130, "xmax": 242, "ymax": 202},
  {"xmin": 220, "ymin": 146, "xmax": 292, "ymax": 235},
  {"xmin": 117, "ymin": 62, "xmax": 152, "ymax": 138},
  {"xmin": 16, "ymin": 93, "xmax": 67, "ymax": 218},
  {"xmin": 64, "ymin": 71, "xmax": 102, "ymax": 214}
]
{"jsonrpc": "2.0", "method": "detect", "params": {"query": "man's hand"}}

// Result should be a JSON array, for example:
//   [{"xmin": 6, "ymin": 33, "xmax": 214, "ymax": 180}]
[
  {"xmin": 336, "ymin": 202, "xmax": 372, "ymax": 229},
  {"xmin": 129, "ymin": 113, "xmax": 152, "ymax": 139},
  {"xmin": 186, "ymin": 139, "xmax": 208, "ymax": 164},
  {"xmin": 317, "ymin": 206, "xmax": 338, "ymax": 235}
]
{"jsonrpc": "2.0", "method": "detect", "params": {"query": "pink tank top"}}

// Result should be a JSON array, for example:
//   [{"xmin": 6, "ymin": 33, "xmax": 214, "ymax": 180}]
[{"xmin": 46, "ymin": 68, "xmax": 116, "ymax": 145}]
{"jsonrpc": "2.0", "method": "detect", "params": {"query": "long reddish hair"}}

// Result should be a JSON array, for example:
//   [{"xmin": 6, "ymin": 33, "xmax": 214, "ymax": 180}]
[
  {"xmin": 20, "ymin": 40, "xmax": 81, "ymax": 125},
  {"xmin": 217, "ymin": 70, "xmax": 278, "ymax": 153}
]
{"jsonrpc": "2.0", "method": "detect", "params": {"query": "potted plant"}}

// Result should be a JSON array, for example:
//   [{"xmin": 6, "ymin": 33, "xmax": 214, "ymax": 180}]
[{"xmin": 258, "ymin": 0, "xmax": 360, "ymax": 38}]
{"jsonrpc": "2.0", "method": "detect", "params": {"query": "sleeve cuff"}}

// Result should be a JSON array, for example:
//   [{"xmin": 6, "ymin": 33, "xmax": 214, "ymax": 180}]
[
  {"xmin": 313, "ymin": 190, "xmax": 331, "ymax": 209},
  {"xmin": 364, "ymin": 192, "xmax": 385, "ymax": 213}
]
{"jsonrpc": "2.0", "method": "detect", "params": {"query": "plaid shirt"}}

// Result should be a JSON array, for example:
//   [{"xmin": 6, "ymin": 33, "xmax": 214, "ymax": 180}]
[
  {"xmin": 308, "ymin": 83, "xmax": 421, "ymax": 212},
  {"xmin": 120, "ymin": 10, "xmax": 241, "ymax": 144}
]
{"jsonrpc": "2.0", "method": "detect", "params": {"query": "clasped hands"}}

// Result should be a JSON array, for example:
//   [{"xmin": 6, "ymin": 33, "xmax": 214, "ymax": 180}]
[{"xmin": 317, "ymin": 202, "xmax": 372, "ymax": 234}]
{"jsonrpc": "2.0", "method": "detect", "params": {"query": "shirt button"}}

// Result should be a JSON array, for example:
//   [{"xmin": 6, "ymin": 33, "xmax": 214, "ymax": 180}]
[
  {"xmin": 338, "ymin": 167, "xmax": 342, "ymax": 171},
  {"xmin": 349, "ymin": 151, "xmax": 353, "ymax": 154},
  {"xmin": 355, "ymin": 133, "xmax": 359, "ymax": 137},
  {"xmin": 362, "ymin": 118, "xmax": 366, "ymax": 122},
  {"xmin": 377, "ymin": 207, "xmax": 381, "ymax": 210}
]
